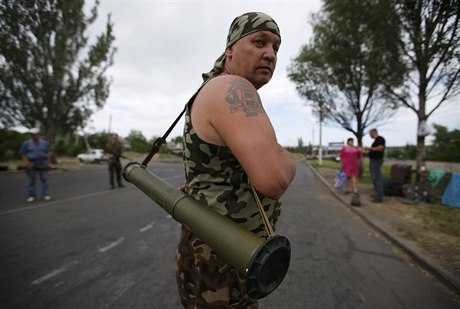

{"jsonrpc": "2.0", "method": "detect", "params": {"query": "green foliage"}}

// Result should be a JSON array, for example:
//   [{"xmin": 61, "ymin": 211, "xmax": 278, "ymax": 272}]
[
  {"xmin": 386, "ymin": 144, "xmax": 417, "ymax": 160},
  {"xmin": 404, "ymin": 144, "xmax": 417, "ymax": 160},
  {"xmin": 284, "ymin": 146, "xmax": 305, "ymax": 154},
  {"xmin": 426, "ymin": 124, "xmax": 460, "ymax": 162},
  {"xmin": 67, "ymin": 144, "xmax": 86, "ymax": 157},
  {"xmin": 158, "ymin": 146, "xmax": 171, "ymax": 154},
  {"xmin": 391, "ymin": 0, "xmax": 460, "ymax": 107},
  {"xmin": 389, "ymin": 0, "xmax": 460, "ymax": 167},
  {"xmin": 88, "ymin": 131, "xmax": 112, "ymax": 150},
  {"xmin": 0, "ymin": 129, "xmax": 28, "ymax": 160},
  {"xmin": 288, "ymin": 0, "xmax": 406, "ymax": 146},
  {"xmin": 0, "ymin": 0, "xmax": 116, "ymax": 145},
  {"xmin": 172, "ymin": 136, "xmax": 183, "ymax": 144},
  {"xmin": 54, "ymin": 138, "xmax": 85, "ymax": 157},
  {"xmin": 285, "ymin": 137, "xmax": 307, "ymax": 154},
  {"xmin": 386, "ymin": 147, "xmax": 404, "ymax": 159},
  {"xmin": 126, "ymin": 130, "xmax": 149, "ymax": 153},
  {"xmin": 377, "ymin": 124, "xmax": 460, "ymax": 162}
]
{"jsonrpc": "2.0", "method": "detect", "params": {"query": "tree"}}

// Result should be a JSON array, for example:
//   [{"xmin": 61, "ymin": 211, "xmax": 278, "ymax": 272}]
[
  {"xmin": 297, "ymin": 137, "xmax": 304, "ymax": 149},
  {"xmin": 172, "ymin": 136, "xmax": 183, "ymax": 144},
  {"xmin": 0, "ymin": 129, "xmax": 28, "ymax": 160},
  {"xmin": 288, "ymin": 0, "xmax": 407, "ymax": 146},
  {"xmin": 88, "ymin": 131, "xmax": 112, "ymax": 150},
  {"xmin": 427, "ymin": 124, "xmax": 460, "ymax": 162},
  {"xmin": 0, "ymin": 0, "xmax": 116, "ymax": 145},
  {"xmin": 390, "ymin": 0, "xmax": 460, "ymax": 170},
  {"xmin": 126, "ymin": 130, "xmax": 149, "ymax": 153}
]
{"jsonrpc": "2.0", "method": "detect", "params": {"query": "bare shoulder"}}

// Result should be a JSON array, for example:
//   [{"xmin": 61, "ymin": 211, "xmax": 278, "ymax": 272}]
[
  {"xmin": 200, "ymin": 75, "xmax": 265, "ymax": 117},
  {"xmin": 193, "ymin": 76, "xmax": 295, "ymax": 198},
  {"xmin": 192, "ymin": 75, "xmax": 269, "ymax": 146}
]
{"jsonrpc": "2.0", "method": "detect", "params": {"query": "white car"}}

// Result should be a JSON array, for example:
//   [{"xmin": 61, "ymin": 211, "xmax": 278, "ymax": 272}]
[{"xmin": 76, "ymin": 149, "xmax": 106, "ymax": 163}]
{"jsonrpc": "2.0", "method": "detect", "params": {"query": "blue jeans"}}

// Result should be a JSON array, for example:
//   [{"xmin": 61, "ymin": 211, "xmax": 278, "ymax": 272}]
[
  {"xmin": 370, "ymin": 159, "xmax": 384, "ymax": 201},
  {"xmin": 26, "ymin": 169, "xmax": 49, "ymax": 197}
]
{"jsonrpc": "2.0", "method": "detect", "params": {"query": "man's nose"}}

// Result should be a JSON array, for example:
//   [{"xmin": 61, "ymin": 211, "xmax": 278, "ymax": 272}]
[{"xmin": 263, "ymin": 46, "xmax": 277, "ymax": 61}]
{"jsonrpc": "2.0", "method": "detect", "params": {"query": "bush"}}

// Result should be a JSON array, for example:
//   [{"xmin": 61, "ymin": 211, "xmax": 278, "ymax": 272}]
[{"xmin": 0, "ymin": 129, "xmax": 28, "ymax": 160}]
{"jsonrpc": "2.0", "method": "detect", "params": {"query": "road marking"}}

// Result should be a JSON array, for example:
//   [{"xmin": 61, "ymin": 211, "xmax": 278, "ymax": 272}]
[
  {"xmin": 31, "ymin": 268, "xmax": 67, "ymax": 285},
  {"xmin": 31, "ymin": 261, "xmax": 78, "ymax": 285},
  {"xmin": 139, "ymin": 222, "xmax": 155, "ymax": 232},
  {"xmin": 0, "ymin": 189, "xmax": 124, "ymax": 216},
  {"xmin": 98, "ymin": 237, "xmax": 125, "ymax": 253},
  {"xmin": 0, "ymin": 174, "xmax": 185, "ymax": 216}
]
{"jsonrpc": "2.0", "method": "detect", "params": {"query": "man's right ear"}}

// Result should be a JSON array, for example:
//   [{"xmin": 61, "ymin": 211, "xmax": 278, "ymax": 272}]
[{"xmin": 225, "ymin": 46, "xmax": 234, "ymax": 59}]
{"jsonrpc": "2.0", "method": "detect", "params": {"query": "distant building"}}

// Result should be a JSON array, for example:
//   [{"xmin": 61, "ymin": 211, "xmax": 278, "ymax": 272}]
[{"xmin": 327, "ymin": 142, "xmax": 344, "ymax": 152}]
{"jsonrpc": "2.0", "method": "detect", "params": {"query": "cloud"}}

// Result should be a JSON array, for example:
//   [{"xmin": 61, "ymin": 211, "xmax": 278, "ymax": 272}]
[{"xmin": 41, "ymin": 1, "xmax": 460, "ymax": 147}]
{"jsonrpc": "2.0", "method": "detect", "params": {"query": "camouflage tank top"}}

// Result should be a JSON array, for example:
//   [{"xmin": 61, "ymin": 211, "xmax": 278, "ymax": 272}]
[{"xmin": 182, "ymin": 104, "xmax": 281, "ymax": 238}]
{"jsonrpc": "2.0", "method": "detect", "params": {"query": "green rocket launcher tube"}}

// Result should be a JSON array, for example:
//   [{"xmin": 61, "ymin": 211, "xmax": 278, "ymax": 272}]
[{"xmin": 123, "ymin": 162, "xmax": 290, "ymax": 299}]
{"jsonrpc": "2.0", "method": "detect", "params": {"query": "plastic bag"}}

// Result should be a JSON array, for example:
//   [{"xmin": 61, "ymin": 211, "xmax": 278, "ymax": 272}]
[
  {"xmin": 418, "ymin": 120, "xmax": 431, "ymax": 137},
  {"xmin": 334, "ymin": 170, "xmax": 347, "ymax": 189}
]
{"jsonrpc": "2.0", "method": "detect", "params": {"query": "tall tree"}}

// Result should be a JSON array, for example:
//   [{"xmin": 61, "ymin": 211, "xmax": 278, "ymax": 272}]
[
  {"xmin": 288, "ymin": 0, "xmax": 407, "ymax": 146},
  {"xmin": 428, "ymin": 124, "xmax": 460, "ymax": 162},
  {"xmin": 390, "ymin": 0, "xmax": 460, "ymax": 171},
  {"xmin": 0, "ymin": 0, "xmax": 116, "ymax": 145},
  {"xmin": 126, "ymin": 130, "xmax": 149, "ymax": 153}
]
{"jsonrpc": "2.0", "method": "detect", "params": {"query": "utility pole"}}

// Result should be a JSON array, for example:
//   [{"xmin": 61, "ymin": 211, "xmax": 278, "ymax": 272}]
[
  {"xmin": 318, "ymin": 102, "xmax": 324, "ymax": 166},
  {"xmin": 312, "ymin": 128, "xmax": 315, "ymax": 157},
  {"xmin": 83, "ymin": 132, "xmax": 91, "ymax": 151}
]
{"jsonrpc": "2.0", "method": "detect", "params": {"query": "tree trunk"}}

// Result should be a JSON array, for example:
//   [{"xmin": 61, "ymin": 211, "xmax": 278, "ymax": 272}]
[
  {"xmin": 416, "ymin": 134, "xmax": 425, "ymax": 171},
  {"xmin": 416, "ymin": 68, "xmax": 427, "ymax": 184},
  {"xmin": 356, "ymin": 108, "xmax": 364, "ymax": 147}
]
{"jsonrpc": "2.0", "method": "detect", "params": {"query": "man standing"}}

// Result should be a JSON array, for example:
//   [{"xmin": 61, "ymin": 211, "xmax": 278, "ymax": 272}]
[
  {"xmin": 19, "ymin": 128, "xmax": 53, "ymax": 202},
  {"xmin": 365, "ymin": 129, "xmax": 386, "ymax": 203},
  {"xmin": 105, "ymin": 134, "xmax": 124, "ymax": 189},
  {"xmin": 177, "ymin": 12, "xmax": 296, "ymax": 308}
]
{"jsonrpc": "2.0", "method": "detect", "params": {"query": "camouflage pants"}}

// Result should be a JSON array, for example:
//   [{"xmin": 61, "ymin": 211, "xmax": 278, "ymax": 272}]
[{"xmin": 176, "ymin": 226, "xmax": 258, "ymax": 309}]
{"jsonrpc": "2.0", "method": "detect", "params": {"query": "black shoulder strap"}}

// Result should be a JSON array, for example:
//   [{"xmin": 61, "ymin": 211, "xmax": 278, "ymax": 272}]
[
  {"xmin": 141, "ymin": 105, "xmax": 186, "ymax": 166},
  {"xmin": 141, "ymin": 81, "xmax": 208, "ymax": 166}
]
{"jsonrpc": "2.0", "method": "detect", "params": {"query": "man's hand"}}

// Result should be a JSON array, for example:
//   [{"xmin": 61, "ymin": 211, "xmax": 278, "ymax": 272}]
[
  {"xmin": 25, "ymin": 161, "xmax": 34, "ymax": 170},
  {"xmin": 178, "ymin": 184, "xmax": 189, "ymax": 193}
]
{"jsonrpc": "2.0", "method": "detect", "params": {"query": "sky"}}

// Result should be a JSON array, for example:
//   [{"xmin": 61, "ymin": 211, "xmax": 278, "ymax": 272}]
[{"xmin": 78, "ymin": 0, "xmax": 459, "ymax": 148}]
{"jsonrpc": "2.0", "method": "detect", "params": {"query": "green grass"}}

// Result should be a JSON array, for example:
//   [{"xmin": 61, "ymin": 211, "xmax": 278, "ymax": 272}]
[
  {"xmin": 0, "ymin": 152, "xmax": 182, "ymax": 171},
  {"xmin": 0, "ymin": 156, "xmax": 80, "ymax": 171},
  {"xmin": 309, "ymin": 158, "xmax": 460, "ymax": 238},
  {"xmin": 419, "ymin": 204, "xmax": 460, "ymax": 237},
  {"xmin": 122, "ymin": 151, "xmax": 144, "ymax": 160}
]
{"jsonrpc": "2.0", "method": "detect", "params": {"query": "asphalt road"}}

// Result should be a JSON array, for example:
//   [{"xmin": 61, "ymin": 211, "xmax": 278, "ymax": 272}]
[{"xmin": 0, "ymin": 161, "xmax": 458, "ymax": 309}]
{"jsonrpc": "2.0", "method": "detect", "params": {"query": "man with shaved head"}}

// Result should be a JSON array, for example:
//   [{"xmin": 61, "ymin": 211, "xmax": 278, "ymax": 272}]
[{"xmin": 176, "ymin": 12, "xmax": 296, "ymax": 308}]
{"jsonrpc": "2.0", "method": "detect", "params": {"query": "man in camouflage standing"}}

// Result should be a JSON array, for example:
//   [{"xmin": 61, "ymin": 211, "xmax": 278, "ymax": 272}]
[
  {"xmin": 105, "ymin": 134, "xmax": 124, "ymax": 189},
  {"xmin": 177, "ymin": 12, "xmax": 296, "ymax": 308}
]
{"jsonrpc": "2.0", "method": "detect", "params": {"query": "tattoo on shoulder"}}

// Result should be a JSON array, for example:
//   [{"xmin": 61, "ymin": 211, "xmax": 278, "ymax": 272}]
[{"xmin": 225, "ymin": 80, "xmax": 264, "ymax": 117}]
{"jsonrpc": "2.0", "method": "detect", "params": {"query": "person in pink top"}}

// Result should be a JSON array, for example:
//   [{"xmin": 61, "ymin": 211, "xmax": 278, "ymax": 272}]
[{"xmin": 339, "ymin": 138, "xmax": 363, "ymax": 198}]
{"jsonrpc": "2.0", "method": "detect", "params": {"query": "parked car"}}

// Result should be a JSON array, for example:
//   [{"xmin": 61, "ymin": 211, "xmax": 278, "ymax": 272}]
[{"xmin": 76, "ymin": 149, "xmax": 107, "ymax": 163}]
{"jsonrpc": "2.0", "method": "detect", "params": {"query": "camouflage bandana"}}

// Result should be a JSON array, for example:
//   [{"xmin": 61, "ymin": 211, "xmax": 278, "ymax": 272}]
[{"xmin": 201, "ymin": 12, "xmax": 281, "ymax": 82}]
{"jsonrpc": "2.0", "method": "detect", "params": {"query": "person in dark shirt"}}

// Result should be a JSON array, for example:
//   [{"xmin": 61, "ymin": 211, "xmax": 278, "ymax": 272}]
[{"xmin": 365, "ymin": 129, "xmax": 385, "ymax": 203}]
